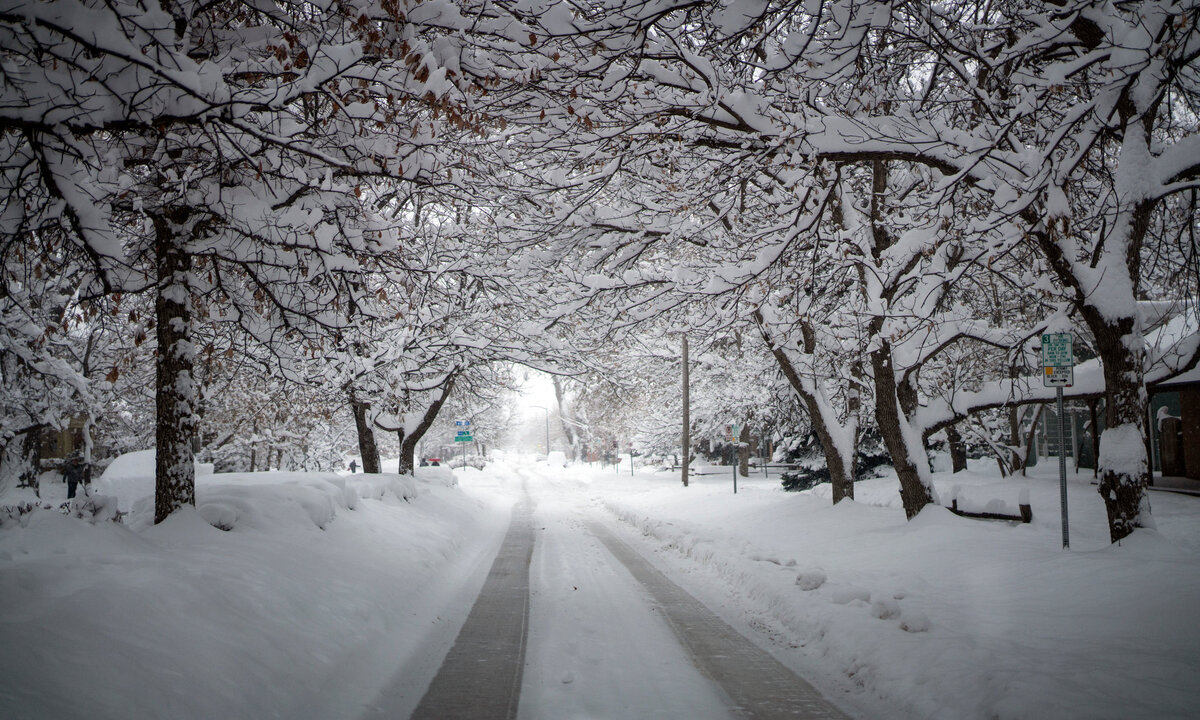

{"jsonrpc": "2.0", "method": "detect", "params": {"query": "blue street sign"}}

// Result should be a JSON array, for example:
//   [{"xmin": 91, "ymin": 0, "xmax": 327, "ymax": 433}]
[{"xmin": 455, "ymin": 420, "xmax": 471, "ymax": 426}]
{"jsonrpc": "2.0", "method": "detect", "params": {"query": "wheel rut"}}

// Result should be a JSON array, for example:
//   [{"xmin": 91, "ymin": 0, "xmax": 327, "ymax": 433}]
[
  {"xmin": 587, "ymin": 520, "xmax": 851, "ymax": 720},
  {"xmin": 408, "ymin": 490, "xmax": 534, "ymax": 720},
  {"xmin": 409, "ymin": 486, "xmax": 848, "ymax": 720}
]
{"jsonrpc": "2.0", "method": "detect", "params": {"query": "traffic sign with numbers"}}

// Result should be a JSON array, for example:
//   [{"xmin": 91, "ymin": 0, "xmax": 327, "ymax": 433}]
[{"xmin": 1042, "ymin": 333, "xmax": 1074, "ymax": 387}]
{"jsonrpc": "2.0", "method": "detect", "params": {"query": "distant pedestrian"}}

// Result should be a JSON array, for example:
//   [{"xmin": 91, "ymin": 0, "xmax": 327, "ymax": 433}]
[
  {"xmin": 348, "ymin": 459, "xmax": 358, "ymax": 474},
  {"xmin": 63, "ymin": 454, "xmax": 88, "ymax": 500}
]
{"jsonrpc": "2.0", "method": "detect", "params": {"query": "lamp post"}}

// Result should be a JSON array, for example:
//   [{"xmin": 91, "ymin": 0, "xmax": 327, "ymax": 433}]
[{"xmin": 530, "ymin": 405, "xmax": 549, "ymax": 456}]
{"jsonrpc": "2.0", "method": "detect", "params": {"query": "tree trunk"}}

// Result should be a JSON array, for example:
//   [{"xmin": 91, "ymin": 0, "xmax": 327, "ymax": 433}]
[
  {"xmin": 1031, "ymin": 145, "xmax": 1156, "ymax": 542},
  {"xmin": 1021, "ymin": 405, "xmax": 1046, "ymax": 477},
  {"xmin": 0, "ymin": 426, "xmax": 42, "ymax": 495},
  {"xmin": 756, "ymin": 312, "xmax": 856, "ymax": 501},
  {"xmin": 552, "ymin": 377, "xmax": 578, "ymax": 462},
  {"xmin": 738, "ymin": 424, "xmax": 750, "ymax": 478},
  {"xmin": 350, "ymin": 394, "xmax": 381, "ymax": 473},
  {"xmin": 153, "ymin": 212, "xmax": 197, "ymax": 524},
  {"xmin": 946, "ymin": 424, "xmax": 967, "ymax": 473},
  {"xmin": 1088, "ymin": 398, "xmax": 1101, "ymax": 480},
  {"xmin": 1008, "ymin": 405, "xmax": 1024, "ymax": 475},
  {"xmin": 399, "ymin": 374, "xmax": 457, "ymax": 475},
  {"xmin": 872, "ymin": 341, "xmax": 934, "ymax": 519},
  {"xmin": 1094, "ymin": 318, "xmax": 1151, "ymax": 543}
]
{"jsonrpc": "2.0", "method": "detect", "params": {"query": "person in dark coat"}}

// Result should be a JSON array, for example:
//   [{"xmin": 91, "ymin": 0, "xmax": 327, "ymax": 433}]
[
  {"xmin": 348, "ymin": 459, "xmax": 358, "ymax": 473},
  {"xmin": 63, "ymin": 454, "xmax": 88, "ymax": 500}
]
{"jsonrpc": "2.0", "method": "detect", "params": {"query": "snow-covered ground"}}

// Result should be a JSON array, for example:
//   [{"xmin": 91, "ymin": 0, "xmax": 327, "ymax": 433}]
[
  {"xmin": 2, "ymin": 452, "xmax": 1198, "ymax": 719},
  {"xmin": 0, "ymin": 454, "xmax": 517, "ymax": 720},
  {"xmin": 597, "ymin": 461, "xmax": 1200, "ymax": 720}
]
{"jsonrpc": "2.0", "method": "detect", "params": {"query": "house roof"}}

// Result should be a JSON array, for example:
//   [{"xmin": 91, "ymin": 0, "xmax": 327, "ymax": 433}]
[{"xmin": 1157, "ymin": 365, "xmax": 1200, "ymax": 388}]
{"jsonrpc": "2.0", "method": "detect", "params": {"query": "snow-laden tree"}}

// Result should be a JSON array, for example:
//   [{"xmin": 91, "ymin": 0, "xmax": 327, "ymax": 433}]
[
  {"xmin": 841, "ymin": 0, "xmax": 1200, "ymax": 539},
  {"xmin": 0, "ymin": 229, "xmax": 96, "ymax": 488},
  {"xmin": 498, "ymin": 2, "xmax": 1032, "ymax": 515},
  {"xmin": 1, "ymin": 0, "xmax": 546, "ymax": 521},
  {"xmin": 501, "ymin": 0, "xmax": 1200, "ymax": 539}
]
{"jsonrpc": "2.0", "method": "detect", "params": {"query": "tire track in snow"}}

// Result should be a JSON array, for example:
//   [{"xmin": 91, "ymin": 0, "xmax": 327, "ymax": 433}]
[
  {"xmin": 409, "ymin": 487, "xmax": 535, "ymax": 720},
  {"xmin": 587, "ymin": 520, "xmax": 851, "ymax": 720}
]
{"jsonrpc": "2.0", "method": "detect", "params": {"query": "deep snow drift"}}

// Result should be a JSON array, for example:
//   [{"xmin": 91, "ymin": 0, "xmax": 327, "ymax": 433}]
[
  {"xmin": 2, "ymin": 452, "xmax": 1197, "ymax": 719},
  {"xmin": 600, "ymin": 461, "xmax": 1200, "ymax": 719},
  {"xmin": 0, "ymin": 454, "xmax": 515, "ymax": 720}
]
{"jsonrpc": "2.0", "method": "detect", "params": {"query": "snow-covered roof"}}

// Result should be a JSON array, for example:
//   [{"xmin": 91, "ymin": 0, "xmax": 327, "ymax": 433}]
[{"xmin": 1156, "ymin": 365, "xmax": 1200, "ymax": 387}]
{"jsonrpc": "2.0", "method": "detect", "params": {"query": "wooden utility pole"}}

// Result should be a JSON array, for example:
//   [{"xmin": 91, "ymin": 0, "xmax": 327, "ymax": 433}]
[{"xmin": 682, "ymin": 334, "xmax": 690, "ymax": 487}]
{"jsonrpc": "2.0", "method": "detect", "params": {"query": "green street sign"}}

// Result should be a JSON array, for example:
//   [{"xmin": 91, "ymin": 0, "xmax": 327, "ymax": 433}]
[
  {"xmin": 1042, "ymin": 333, "xmax": 1074, "ymax": 388},
  {"xmin": 454, "ymin": 435, "xmax": 473, "ymax": 443},
  {"xmin": 1041, "ymin": 333, "xmax": 1073, "ymax": 367}
]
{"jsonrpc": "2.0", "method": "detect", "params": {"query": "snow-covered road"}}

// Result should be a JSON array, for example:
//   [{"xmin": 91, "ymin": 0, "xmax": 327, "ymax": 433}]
[
  {"xmin": 520, "ymin": 476, "xmax": 736, "ymax": 720},
  {"xmin": 409, "ymin": 485, "xmax": 533, "ymax": 720},
  {"xmin": 403, "ymin": 465, "xmax": 850, "ymax": 720},
  {"xmin": 8, "ymin": 455, "xmax": 1196, "ymax": 720}
]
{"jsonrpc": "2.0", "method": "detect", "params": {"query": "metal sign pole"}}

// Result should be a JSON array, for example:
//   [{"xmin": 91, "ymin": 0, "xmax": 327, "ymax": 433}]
[
  {"xmin": 1042, "ymin": 333, "xmax": 1073, "ymax": 549},
  {"xmin": 1058, "ymin": 386, "xmax": 1069, "ymax": 549}
]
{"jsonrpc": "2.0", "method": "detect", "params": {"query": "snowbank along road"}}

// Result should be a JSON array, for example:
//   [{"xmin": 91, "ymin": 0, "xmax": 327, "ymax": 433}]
[{"xmin": 401, "ymin": 467, "xmax": 851, "ymax": 720}]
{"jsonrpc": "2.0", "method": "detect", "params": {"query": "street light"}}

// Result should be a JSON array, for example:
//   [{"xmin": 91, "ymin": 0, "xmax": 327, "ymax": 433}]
[{"xmin": 530, "ymin": 405, "xmax": 549, "ymax": 456}]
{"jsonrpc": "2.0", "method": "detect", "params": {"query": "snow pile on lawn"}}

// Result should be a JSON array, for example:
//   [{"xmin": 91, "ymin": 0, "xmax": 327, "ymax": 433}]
[
  {"xmin": 602, "ymin": 462, "xmax": 1200, "ymax": 720},
  {"xmin": 92, "ymin": 449, "xmax": 419, "ymax": 527},
  {"xmin": 95, "ymin": 448, "xmax": 213, "ymax": 511},
  {"xmin": 0, "ymin": 455, "xmax": 507, "ymax": 720}
]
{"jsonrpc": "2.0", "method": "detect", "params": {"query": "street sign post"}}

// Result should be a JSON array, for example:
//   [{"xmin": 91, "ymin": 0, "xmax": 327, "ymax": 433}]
[
  {"xmin": 728, "ymin": 423, "xmax": 742, "ymax": 494},
  {"xmin": 1042, "ymin": 333, "xmax": 1073, "ymax": 549},
  {"xmin": 454, "ymin": 427, "xmax": 475, "ymax": 468}
]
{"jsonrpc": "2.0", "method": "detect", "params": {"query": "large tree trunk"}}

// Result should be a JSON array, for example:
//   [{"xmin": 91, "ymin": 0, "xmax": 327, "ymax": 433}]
[
  {"xmin": 872, "ymin": 340, "xmax": 934, "ymax": 519},
  {"xmin": 398, "ymin": 375, "xmax": 457, "ymax": 475},
  {"xmin": 350, "ymin": 394, "xmax": 381, "ymax": 473},
  {"xmin": 552, "ymin": 377, "xmax": 578, "ymax": 462},
  {"xmin": 756, "ymin": 311, "xmax": 857, "ymax": 502},
  {"xmin": 1030, "ymin": 98, "xmax": 1157, "ymax": 542},
  {"xmin": 153, "ymin": 212, "xmax": 197, "ymax": 524},
  {"xmin": 1094, "ymin": 317, "xmax": 1150, "ymax": 543}
]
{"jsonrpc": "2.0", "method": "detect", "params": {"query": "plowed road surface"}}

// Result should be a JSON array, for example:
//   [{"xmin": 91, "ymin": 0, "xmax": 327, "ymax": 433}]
[{"xmin": 368, "ymin": 469, "xmax": 850, "ymax": 720}]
